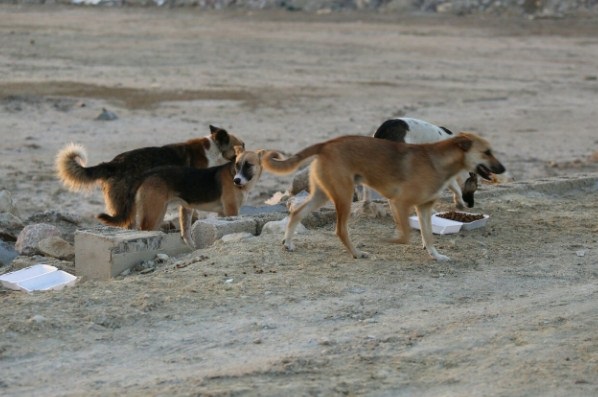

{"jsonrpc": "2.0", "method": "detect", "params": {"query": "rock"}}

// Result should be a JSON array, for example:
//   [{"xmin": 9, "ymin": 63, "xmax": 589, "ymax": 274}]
[
  {"xmin": 240, "ymin": 204, "xmax": 288, "ymax": 234},
  {"xmin": 37, "ymin": 236, "xmax": 75, "ymax": 261},
  {"xmin": 0, "ymin": 190, "xmax": 20, "ymax": 218},
  {"xmin": 351, "ymin": 201, "xmax": 389, "ymax": 219},
  {"xmin": 261, "ymin": 216, "xmax": 307, "ymax": 235},
  {"xmin": 287, "ymin": 190, "xmax": 310, "ymax": 211},
  {"xmin": 0, "ymin": 213, "xmax": 25, "ymax": 242},
  {"xmin": 382, "ymin": 0, "xmax": 415, "ymax": 12},
  {"xmin": 15, "ymin": 223, "xmax": 61, "ymax": 256},
  {"xmin": 95, "ymin": 107, "xmax": 118, "ymax": 121},
  {"xmin": 26, "ymin": 211, "xmax": 85, "ymax": 244},
  {"xmin": 290, "ymin": 167, "xmax": 310, "ymax": 195},
  {"xmin": 190, "ymin": 217, "xmax": 257, "ymax": 249},
  {"xmin": 264, "ymin": 191, "xmax": 291, "ymax": 205},
  {"xmin": 0, "ymin": 240, "xmax": 19, "ymax": 266},
  {"xmin": 221, "ymin": 232, "xmax": 254, "ymax": 243}
]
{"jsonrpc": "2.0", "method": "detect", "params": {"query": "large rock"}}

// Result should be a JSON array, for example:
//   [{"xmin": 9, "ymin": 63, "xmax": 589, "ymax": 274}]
[
  {"xmin": 15, "ymin": 223, "xmax": 62, "ymax": 256},
  {"xmin": 26, "ymin": 211, "xmax": 86, "ymax": 244},
  {"xmin": 37, "ymin": 236, "xmax": 75, "ymax": 261}
]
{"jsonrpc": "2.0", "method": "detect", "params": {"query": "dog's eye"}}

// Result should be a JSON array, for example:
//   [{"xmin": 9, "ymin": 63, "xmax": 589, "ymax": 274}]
[{"xmin": 484, "ymin": 149, "xmax": 492, "ymax": 156}]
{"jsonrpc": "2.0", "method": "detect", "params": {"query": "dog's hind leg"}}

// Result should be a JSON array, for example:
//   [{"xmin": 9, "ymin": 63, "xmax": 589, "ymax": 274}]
[
  {"xmin": 179, "ymin": 207, "xmax": 195, "ymax": 248},
  {"xmin": 283, "ymin": 186, "xmax": 328, "ymax": 252},
  {"xmin": 415, "ymin": 201, "xmax": 450, "ymax": 261},
  {"xmin": 388, "ymin": 198, "xmax": 412, "ymax": 245},
  {"xmin": 137, "ymin": 187, "xmax": 169, "ymax": 232},
  {"xmin": 333, "ymin": 192, "xmax": 368, "ymax": 259}
]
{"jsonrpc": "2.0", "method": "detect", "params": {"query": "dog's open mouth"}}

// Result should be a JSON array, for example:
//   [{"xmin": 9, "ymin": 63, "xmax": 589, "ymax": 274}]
[{"xmin": 475, "ymin": 164, "xmax": 493, "ymax": 181}]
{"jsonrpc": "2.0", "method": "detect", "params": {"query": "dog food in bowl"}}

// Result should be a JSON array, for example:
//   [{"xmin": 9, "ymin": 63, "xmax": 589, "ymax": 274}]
[{"xmin": 437, "ymin": 211, "xmax": 485, "ymax": 223}]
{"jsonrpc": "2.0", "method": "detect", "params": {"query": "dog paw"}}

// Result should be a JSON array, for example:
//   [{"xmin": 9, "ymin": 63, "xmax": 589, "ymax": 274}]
[
  {"xmin": 355, "ymin": 250, "xmax": 370, "ymax": 259},
  {"xmin": 282, "ymin": 239, "xmax": 295, "ymax": 252},
  {"xmin": 182, "ymin": 235, "xmax": 196, "ymax": 250},
  {"xmin": 433, "ymin": 254, "xmax": 451, "ymax": 262},
  {"xmin": 389, "ymin": 237, "xmax": 409, "ymax": 245}
]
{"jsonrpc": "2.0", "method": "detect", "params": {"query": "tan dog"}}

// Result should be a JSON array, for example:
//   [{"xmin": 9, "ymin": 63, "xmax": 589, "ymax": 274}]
[
  {"xmin": 133, "ymin": 147, "xmax": 263, "ymax": 247},
  {"xmin": 263, "ymin": 133, "xmax": 505, "ymax": 261},
  {"xmin": 55, "ymin": 125, "xmax": 245, "ymax": 229}
]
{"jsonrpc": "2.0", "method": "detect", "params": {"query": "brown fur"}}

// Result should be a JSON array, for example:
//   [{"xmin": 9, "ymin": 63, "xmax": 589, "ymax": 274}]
[
  {"xmin": 263, "ymin": 133, "xmax": 505, "ymax": 261},
  {"xmin": 55, "ymin": 125, "xmax": 244, "ymax": 229},
  {"xmin": 134, "ymin": 147, "xmax": 264, "ymax": 247}
]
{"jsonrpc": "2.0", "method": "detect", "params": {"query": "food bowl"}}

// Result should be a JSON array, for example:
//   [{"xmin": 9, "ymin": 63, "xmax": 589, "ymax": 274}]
[{"xmin": 409, "ymin": 212, "xmax": 489, "ymax": 235}]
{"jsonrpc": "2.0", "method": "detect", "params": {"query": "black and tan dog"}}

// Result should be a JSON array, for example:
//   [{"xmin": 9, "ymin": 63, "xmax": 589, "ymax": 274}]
[
  {"xmin": 263, "ymin": 133, "xmax": 505, "ymax": 261},
  {"xmin": 56, "ymin": 125, "xmax": 244, "ymax": 229},
  {"xmin": 131, "ymin": 147, "xmax": 263, "ymax": 247}
]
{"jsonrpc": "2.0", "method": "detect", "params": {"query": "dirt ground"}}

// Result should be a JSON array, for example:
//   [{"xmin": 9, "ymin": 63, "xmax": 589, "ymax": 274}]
[{"xmin": 1, "ymin": 5, "xmax": 597, "ymax": 396}]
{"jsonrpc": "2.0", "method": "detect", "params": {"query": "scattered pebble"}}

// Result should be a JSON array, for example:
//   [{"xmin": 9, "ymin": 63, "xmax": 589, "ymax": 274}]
[{"xmin": 95, "ymin": 108, "xmax": 118, "ymax": 121}]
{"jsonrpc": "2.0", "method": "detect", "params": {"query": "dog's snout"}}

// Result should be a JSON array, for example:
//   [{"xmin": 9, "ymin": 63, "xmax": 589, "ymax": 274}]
[
  {"xmin": 233, "ymin": 177, "xmax": 242, "ymax": 185},
  {"xmin": 492, "ymin": 162, "xmax": 506, "ymax": 175}
]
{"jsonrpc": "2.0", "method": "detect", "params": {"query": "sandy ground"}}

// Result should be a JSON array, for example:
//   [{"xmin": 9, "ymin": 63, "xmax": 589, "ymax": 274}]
[{"xmin": 1, "ymin": 5, "xmax": 598, "ymax": 396}]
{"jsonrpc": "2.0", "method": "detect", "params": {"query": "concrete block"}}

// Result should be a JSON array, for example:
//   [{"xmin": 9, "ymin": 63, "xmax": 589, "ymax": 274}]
[
  {"xmin": 241, "ymin": 204, "xmax": 288, "ymax": 234},
  {"xmin": 191, "ymin": 217, "xmax": 258, "ymax": 249},
  {"xmin": 74, "ymin": 227, "xmax": 191, "ymax": 280}
]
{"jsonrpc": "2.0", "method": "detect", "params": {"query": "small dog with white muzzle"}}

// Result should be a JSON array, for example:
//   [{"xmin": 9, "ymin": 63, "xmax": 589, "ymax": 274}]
[{"xmin": 121, "ymin": 146, "xmax": 263, "ymax": 248}]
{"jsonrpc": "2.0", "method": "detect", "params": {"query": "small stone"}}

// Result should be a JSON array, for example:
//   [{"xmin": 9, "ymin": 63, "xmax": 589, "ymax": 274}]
[
  {"xmin": 30, "ymin": 315, "xmax": 46, "ymax": 323},
  {"xmin": 95, "ymin": 108, "xmax": 118, "ymax": 121}
]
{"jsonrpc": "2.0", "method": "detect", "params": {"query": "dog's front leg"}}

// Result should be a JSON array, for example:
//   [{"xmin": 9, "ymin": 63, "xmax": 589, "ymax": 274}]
[
  {"xmin": 448, "ymin": 177, "xmax": 466, "ymax": 209},
  {"xmin": 416, "ymin": 202, "xmax": 450, "ymax": 261},
  {"xmin": 179, "ymin": 206, "xmax": 196, "ymax": 249}
]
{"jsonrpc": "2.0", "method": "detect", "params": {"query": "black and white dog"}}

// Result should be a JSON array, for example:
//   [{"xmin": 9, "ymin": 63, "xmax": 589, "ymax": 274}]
[{"xmin": 362, "ymin": 117, "xmax": 477, "ymax": 208}]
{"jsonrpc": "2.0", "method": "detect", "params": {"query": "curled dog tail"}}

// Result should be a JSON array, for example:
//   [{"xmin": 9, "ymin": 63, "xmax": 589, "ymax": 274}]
[
  {"xmin": 55, "ymin": 143, "xmax": 104, "ymax": 192},
  {"xmin": 97, "ymin": 209, "xmax": 134, "ymax": 228},
  {"xmin": 262, "ymin": 142, "xmax": 325, "ymax": 175}
]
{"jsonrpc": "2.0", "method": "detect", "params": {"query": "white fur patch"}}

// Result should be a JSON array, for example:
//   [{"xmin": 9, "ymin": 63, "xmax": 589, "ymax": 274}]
[
  {"xmin": 399, "ymin": 117, "xmax": 453, "ymax": 143},
  {"xmin": 204, "ymin": 136, "xmax": 228, "ymax": 167}
]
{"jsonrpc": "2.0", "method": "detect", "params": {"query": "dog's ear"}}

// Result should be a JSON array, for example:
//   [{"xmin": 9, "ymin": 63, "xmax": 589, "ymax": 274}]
[
  {"xmin": 255, "ymin": 149, "xmax": 266, "ymax": 162},
  {"xmin": 210, "ymin": 125, "xmax": 230, "ymax": 145},
  {"xmin": 454, "ymin": 134, "xmax": 473, "ymax": 152},
  {"xmin": 234, "ymin": 145, "xmax": 245, "ymax": 157}
]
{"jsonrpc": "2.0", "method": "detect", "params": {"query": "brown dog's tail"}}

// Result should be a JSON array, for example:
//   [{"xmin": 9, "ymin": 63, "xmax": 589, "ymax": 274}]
[
  {"xmin": 96, "ymin": 209, "xmax": 134, "ymax": 228},
  {"xmin": 55, "ymin": 143, "xmax": 108, "ymax": 191},
  {"xmin": 262, "ymin": 142, "xmax": 325, "ymax": 175}
]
